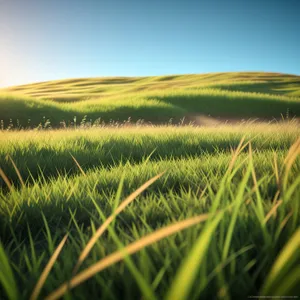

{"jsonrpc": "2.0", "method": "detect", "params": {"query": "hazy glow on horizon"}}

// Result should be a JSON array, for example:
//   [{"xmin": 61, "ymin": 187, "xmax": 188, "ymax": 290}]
[{"xmin": 0, "ymin": 0, "xmax": 299, "ymax": 87}]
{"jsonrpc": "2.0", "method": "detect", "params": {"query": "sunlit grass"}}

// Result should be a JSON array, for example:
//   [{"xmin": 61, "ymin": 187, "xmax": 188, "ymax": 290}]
[
  {"xmin": 1, "ymin": 72, "xmax": 300, "ymax": 128},
  {"xmin": 0, "ymin": 124, "xmax": 299, "ymax": 188},
  {"xmin": 0, "ymin": 125, "xmax": 299, "ymax": 299},
  {"xmin": 0, "ymin": 72, "xmax": 300, "ymax": 299}
]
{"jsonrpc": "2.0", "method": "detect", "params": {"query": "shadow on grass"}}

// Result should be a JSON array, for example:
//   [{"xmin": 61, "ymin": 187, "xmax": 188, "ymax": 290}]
[
  {"xmin": 0, "ymin": 95, "xmax": 185, "ymax": 127},
  {"xmin": 0, "ymin": 96, "xmax": 75, "ymax": 127},
  {"xmin": 211, "ymin": 81, "xmax": 300, "ymax": 97},
  {"xmin": 152, "ymin": 93, "xmax": 300, "ymax": 119},
  {"xmin": 0, "ymin": 134, "xmax": 294, "ymax": 190}
]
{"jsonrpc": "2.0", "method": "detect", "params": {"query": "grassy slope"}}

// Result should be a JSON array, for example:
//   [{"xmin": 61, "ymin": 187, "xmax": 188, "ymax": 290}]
[{"xmin": 1, "ymin": 72, "xmax": 300, "ymax": 127}]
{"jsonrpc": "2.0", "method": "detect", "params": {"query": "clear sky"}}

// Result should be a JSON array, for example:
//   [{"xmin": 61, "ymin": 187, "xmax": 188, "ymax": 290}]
[{"xmin": 0, "ymin": 0, "xmax": 299, "ymax": 87}]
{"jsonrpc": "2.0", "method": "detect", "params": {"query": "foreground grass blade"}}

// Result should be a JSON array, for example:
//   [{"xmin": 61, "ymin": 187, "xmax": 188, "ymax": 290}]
[
  {"xmin": 282, "ymin": 137, "xmax": 300, "ymax": 192},
  {"xmin": 73, "ymin": 172, "xmax": 165, "ymax": 274},
  {"xmin": 271, "ymin": 266, "xmax": 300, "ymax": 296},
  {"xmin": 263, "ymin": 200, "xmax": 283, "ymax": 224},
  {"xmin": 228, "ymin": 136, "xmax": 246, "ymax": 172},
  {"xmin": 6, "ymin": 155, "xmax": 25, "ymax": 187},
  {"xmin": 45, "ymin": 213, "xmax": 212, "ymax": 300},
  {"xmin": 283, "ymin": 137, "xmax": 300, "ymax": 168},
  {"xmin": 30, "ymin": 235, "xmax": 68, "ymax": 300},
  {"xmin": 165, "ymin": 211, "xmax": 224, "ymax": 300},
  {"xmin": 210, "ymin": 137, "xmax": 248, "ymax": 214},
  {"xmin": 108, "ymin": 226, "xmax": 158, "ymax": 300},
  {"xmin": 70, "ymin": 153, "xmax": 86, "ymax": 176},
  {"xmin": 0, "ymin": 167, "xmax": 12, "ymax": 191},
  {"xmin": 261, "ymin": 228, "xmax": 300, "ymax": 295},
  {"xmin": 0, "ymin": 243, "xmax": 19, "ymax": 300},
  {"xmin": 222, "ymin": 156, "xmax": 252, "ymax": 260}
]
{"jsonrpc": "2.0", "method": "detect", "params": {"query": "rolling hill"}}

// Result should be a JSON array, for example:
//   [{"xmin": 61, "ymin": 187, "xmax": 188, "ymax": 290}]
[{"xmin": 1, "ymin": 72, "xmax": 300, "ymax": 128}]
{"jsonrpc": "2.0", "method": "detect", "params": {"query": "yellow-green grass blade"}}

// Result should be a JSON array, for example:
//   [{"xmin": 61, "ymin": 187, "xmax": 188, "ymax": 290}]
[
  {"xmin": 271, "ymin": 266, "xmax": 300, "ymax": 296},
  {"xmin": 0, "ymin": 167, "xmax": 13, "ymax": 191},
  {"xmin": 261, "ymin": 228, "xmax": 300, "ymax": 295},
  {"xmin": 73, "ymin": 172, "xmax": 164, "ymax": 274},
  {"xmin": 165, "ymin": 212, "xmax": 225, "ymax": 300},
  {"xmin": 30, "ymin": 234, "xmax": 68, "ymax": 300},
  {"xmin": 282, "ymin": 138, "xmax": 300, "ymax": 193},
  {"xmin": 45, "ymin": 212, "xmax": 212, "ymax": 300},
  {"xmin": 222, "ymin": 154, "xmax": 253, "ymax": 260},
  {"xmin": 6, "ymin": 155, "xmax": 25, "ymax": 187},
  {"xmin": 107, "ymin": 225, "xmax": 158, "ymax": 300},
  {"xmin": 0, "ymin": 243, "xmax": 19, "ymax": 300}
]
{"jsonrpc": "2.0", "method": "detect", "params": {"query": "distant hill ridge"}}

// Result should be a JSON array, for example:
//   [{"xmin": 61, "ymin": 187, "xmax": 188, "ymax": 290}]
[{"xmin": 0, "ymin": 72, "xmax": 300, "ymax": 128}]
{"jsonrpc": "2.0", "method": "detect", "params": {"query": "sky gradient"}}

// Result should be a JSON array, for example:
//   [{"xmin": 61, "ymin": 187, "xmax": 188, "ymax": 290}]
[{"xmin": 0, "ymin": 0, "xmax": 299, "ymax": 87}]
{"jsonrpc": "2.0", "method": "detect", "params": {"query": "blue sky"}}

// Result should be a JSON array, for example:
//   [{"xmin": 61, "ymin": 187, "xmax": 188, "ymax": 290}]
[{"xmin": 0, "ymin": 0, "xmax": 299, "ymax": 87}]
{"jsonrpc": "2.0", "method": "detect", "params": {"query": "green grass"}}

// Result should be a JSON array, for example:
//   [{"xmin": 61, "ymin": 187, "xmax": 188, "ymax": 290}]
[
  {"xmin": 0, "ymin": 124, "xmax": 300, "ymax": 299},
  {"xmin": 0, "ymin": 72, "xmax": 300, "ymax": 299},
  {"xmin": 0, "ymin": 124, "xmax": 298, "ymax": 188},
  {"xmin": 1, "ymin": 72, "xmax": 300, "ymax": 128}
]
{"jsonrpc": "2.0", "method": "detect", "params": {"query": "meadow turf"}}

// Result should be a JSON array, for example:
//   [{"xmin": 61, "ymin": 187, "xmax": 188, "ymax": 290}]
[
  {"xmin": 0, "ymin": 73, "xmax": 300, "ymax": 299},
  {"xmin": 0, "ymin": 124, "xmax": 300, "ymax": 299}
]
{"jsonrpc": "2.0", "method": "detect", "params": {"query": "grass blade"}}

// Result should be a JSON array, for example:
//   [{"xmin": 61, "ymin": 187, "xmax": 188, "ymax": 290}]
[
  {"xmin": 263, "ymin": 200, "xmax": 283, "ymax": 224},
  {"xmin": 0, "ymin": 243, "xmax": 19, "ymax": 300},
  {"xmin": 73, "ymin": 172, "xmax": 165, "ymax": 274},
  {"xmin": 261, "ymin": 228, "xmax": 300, "ymax": 295},
  {"xmin": 45, "ymin": 212, "xmax": 212, "ymax": 300},
  {"xmin": 282, "ymin": 138, "xmax": 300, "ymax": 192},
  {"xmin": 0, "ymin": 167, "xmax": 12, "ymax": 191},
  {"xmin": 165, "ymin": 211, "xmax": 224, "ymax": 300},
  {"xmin": 222, "ymin": 154, "xmax": 252, "ymax": 260},
  {"xmin": 108, "ymin": 226, "xmax": 157, "ymax": 300},
  {"xmin": 6, "ymin": 155, "xmax": 25, "ymax": 187},
  {"xmin": 271, "ymin": 266, "xmax": 300, "ymax": 296},
  {"xmin": 70, "ymin": 153, "xmax": 86, "ymax": 176},
  {"xmin": 30, "ymin": 235, "xmax": 68, "ymax": 300}
]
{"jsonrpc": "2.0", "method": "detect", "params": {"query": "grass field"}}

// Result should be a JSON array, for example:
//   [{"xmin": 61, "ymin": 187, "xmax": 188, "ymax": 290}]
[{"xmin": 0, "ymin": 73, "xmax": 300, "ymax": 300}]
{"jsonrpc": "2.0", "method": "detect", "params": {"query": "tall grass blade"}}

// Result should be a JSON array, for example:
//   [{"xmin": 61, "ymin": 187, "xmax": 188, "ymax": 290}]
[
  {"xmin": 70, "ymin": 153, "xmax": 86, "ymax": 176},
  {"xmin": 6, "ymin": 155, "xmax": 25, "ymax": 187},
  {"xmin": 108, "ymin": 226, "xmax": 157, "ymax": 300},
  {"xmin": 273, "ymin": 152, "xmax": 279, "ymax": 186},
  {"xmin": 271, "ymin": 266, "xmax": 300, "ymax": 296},
  {"xmin": 30, "ymin": 234, "xmax": 68, "ymax": 300},
  {"xmin": 222, "ymin": 152, "xmax": 252, "ymax": 260},
  {"xmin": 210, "ymin": 137, "xmax": 248, "ymax": 215},
  {"xmin": 261, "ymin": 228, "xmax": 300, "ymax": 295},
  {"xmin": 227, "ymin": 136, "xmax": 247, "ymax": 172},
  {"xmin": 0, "ymin": 243, "xmax": 19, "ymax": 300},
  {"xmin": 282, "ymin": 138, "xmax": 300, "ymax": 192},
  {"xmin": 73, "ymin": 172, "xmax": 165, "ymax": 274},
  {"xmin": 263, "ymin": 200, "xmax": 283, "ymax": 224},
  {"xmin": 0, "ymin": 167, "xmax": 12, "ymax": 191},
  {"xmin": 165, "ymin": 212, "xmax": 224, "ymax": 300},
  {"xmin": 45, "ymin": 213, "xmax": 212, "ymax": 300}
]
